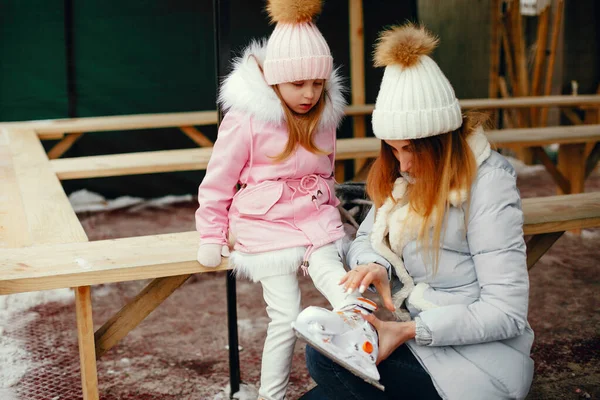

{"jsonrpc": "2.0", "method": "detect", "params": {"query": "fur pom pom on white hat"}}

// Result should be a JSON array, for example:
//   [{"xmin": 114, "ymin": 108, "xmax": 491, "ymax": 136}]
[
  {"xmin": 266, "ymin": 0, "xmax": 323, "ymax": 24},
  {"xmin": 371, "ymin": 23, "xmax": 462, "ymax": 140}
]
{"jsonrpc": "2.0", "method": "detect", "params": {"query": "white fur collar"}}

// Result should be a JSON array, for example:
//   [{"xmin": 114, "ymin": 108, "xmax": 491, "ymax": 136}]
[
  {"xmin": 218, "ymin": 40, "xmax": 347, "ymax": 130},
  {"xmin": 369, "ymin": 127, "xmax": 491, "ymax": 319}
]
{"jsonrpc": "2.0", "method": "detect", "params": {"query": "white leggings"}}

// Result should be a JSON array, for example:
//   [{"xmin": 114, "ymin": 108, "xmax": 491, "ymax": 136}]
[{"xmin": 257, "ymin": 243, "xmax": 359, "ymax": 400}]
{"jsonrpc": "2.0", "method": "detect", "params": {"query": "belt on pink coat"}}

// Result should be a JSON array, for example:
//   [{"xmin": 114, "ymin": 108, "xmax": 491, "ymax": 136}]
[{"xmin": 294, "ymin": 174, "xmax": 326, "ymax": 276}]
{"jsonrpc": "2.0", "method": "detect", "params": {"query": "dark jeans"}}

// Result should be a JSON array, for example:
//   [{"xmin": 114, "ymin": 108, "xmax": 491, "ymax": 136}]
[{"xmin": 299, "ymin": 344, "xmax": 441, "ymax": 400}]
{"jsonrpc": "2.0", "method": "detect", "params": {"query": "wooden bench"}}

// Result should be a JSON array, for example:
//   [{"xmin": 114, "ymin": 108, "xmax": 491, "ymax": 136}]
[
  {"xmin": 0, "ymin": 128, "xmax": 232, "ymax": 400},
  {"xmin": 1, "ymin": 94, "xmax": 599, "ymax": 179},
  {"xmin": 48, "ymin": 124, "xmax": 600, "ymax": 198}
]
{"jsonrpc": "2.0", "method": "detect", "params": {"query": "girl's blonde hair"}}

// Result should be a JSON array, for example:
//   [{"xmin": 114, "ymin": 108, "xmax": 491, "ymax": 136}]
[
  {"xmin": 366, "ymin": 112, "xmax": 487, "ymax": 273},
  {"xmin": 271, "ymin": 84, "xmax": 328, "ymax": 162}
]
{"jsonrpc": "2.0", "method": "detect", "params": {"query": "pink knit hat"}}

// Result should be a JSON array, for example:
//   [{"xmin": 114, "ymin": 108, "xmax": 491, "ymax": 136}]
[{"xmin": 263, "ymin": 0, "xmax": 333, "ymax": 85}]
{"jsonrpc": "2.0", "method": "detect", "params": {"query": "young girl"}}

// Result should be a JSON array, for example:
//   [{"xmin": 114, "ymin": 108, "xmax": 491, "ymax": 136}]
[
  {"xmin": 195, "ymin": 1, "xmax": 379, "ymax": 398},
  {"xmin": 302, "ymin": 23, "xmax": 534, "ymax": 400}
]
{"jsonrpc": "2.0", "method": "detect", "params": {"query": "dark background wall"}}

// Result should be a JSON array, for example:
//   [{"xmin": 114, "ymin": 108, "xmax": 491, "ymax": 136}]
[
  {"xmin": 1, "ymin": 1, "xmax": 597, "ymax": 198},
  {"xmin": 0, "ymin": 0, "xmax": 417, "ymax": 198}
]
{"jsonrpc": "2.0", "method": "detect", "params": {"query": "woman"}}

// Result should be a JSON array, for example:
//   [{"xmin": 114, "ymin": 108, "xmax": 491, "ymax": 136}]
[{"xmin": 301, "ymin": 23, "xmax": 534, "ymax": 400}]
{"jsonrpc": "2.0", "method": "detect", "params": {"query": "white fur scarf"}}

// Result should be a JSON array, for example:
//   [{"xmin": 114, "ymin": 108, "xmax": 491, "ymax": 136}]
[
  {"xmin": 218, "ymin": 40, "xmax": 347, "ymax": 131},
  {"xmin": 369, "ymin": 128, "xmax": 491, "ymax": 321}
]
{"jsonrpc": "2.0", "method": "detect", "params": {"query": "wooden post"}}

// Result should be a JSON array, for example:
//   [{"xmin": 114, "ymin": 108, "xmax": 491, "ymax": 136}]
[
  {"xmin": 335, "ymin": 160, "xmax": 345, "ymax": 183},
  {"xmin": 510, "ymin": 0, "xmax": 530, "ymax": 109},
  {"xmin": 498, "ymin": 77, "xmax": 519, "ymax": 128},
  {"xmin": 530, "ymin": 7, "xmax": 550, "ymax": 126},
  {"xmin": 540, "ymin": 0, "xmax": 565, "ymax": 126},
  {"xmin": 557, "ymin": 142, "xmax": 586, "ymax": 234},
  {"xmin": 526, "ymin": 232, "xmax": 564, "ymax": 269},
  {"xmin": 500, "ymin": 21, "xmax": 518, "ymax": 101},
  {"xmin": 488, "ymin": 0, "xmax": 502, "ymax": 99},
  {"xmin": 179, "ymin": 126, "xmax": 213, "ymax": 147},
  {"xmin": 557, "ymin": 143, "xmax": 586, "ymax": 195},
  {"xmin": 95, "ymin": 275, "xmax": 191, "ymax": 358},
  {"xmin": 508, "ymin": 0, "xmax": 533, "ymax": 163},
  {"xmin": 349, "ymin": 0, "xmax": 366, "ymax": 178},
  {"xmin": 48, "ymin": 132, "xmax": 84, "ymax": 159},
  {"xmin": 583, "ymin": 84, "xmax": 600, "ymax": 158},
  {"xmin": 75, "ymin": 286, "xmax": 99, "ymax": 400}
]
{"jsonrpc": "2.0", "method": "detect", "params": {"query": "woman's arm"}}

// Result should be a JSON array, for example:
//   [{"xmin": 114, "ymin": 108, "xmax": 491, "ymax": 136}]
[
  {"xmin": 415, "ymin": 168, "xmax": 529, "ymax": 346},
  {"xmin": 346, "ymin": 206, "xmax": 394, "ymax": 274},
  {"xmin": 342, "ymin": 206, "xmax": 396, "ymax": 311}
]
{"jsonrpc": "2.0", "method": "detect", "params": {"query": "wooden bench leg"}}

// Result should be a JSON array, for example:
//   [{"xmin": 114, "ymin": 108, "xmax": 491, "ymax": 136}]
[
  {"xmin": 558, "ymin": 143, "xmax": 586, "ymax": 234},
  {"xmin": 95, "ymin": 274, "xmax": 191, "ymax": 358},
  {"xmin": 526, "ymin": 232, "xmax": 564, "ymax": 270},
  {"xmin": 557, "ymin": 143, "xmax": 586, "ymax": 195},
  {"xmin": 335, "ymin": 160, "xmax": 345, "ymax": 183},
  {"xmin": 75, "ymin": 286, "xmax": 99, "ymax": 400}
]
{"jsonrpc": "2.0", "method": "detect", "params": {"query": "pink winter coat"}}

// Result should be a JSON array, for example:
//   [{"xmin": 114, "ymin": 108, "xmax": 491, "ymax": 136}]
[{"xmin": 195, "ymin": 41, "xmax": 347, "ymax": 266}]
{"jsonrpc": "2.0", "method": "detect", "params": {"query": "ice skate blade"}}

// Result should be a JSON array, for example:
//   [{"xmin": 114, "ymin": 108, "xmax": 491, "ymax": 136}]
[{"xmin": 292, "ymin": 324, "xmax": 385, "ymax": 391}]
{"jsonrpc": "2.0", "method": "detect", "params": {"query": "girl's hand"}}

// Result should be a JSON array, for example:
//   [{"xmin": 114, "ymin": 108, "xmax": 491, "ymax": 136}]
[
  {"xmin": 363, "ymin": 313, "xmax": 416, "ymax": 364},
  {"xmin": 339, "ymin": 263, "xmax": 395, "ymax": 312}
]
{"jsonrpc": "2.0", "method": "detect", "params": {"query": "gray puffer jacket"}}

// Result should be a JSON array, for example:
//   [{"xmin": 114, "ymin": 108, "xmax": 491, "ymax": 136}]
[{"xmin": 347, "ymin": 133, "xmax": 534, "ymax": 399}]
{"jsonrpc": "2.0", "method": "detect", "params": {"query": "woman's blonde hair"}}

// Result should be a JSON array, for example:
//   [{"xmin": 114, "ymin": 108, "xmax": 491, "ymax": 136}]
[
  {"xmin": 271, "ymin": 84, "xmax": 328, "ymax": 162},
  {"xmin": 366, "ymin": 112, "xmax": 488, "ymax": 273}
]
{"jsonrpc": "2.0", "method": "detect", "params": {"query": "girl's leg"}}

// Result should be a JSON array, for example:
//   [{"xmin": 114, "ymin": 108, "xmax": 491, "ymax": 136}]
[
  {"xmin": 301, "ymin": 344, "xmax": 441, "ymax": 400},
  {"xmin": 258, "ymin": 273, "xmax": 302, "ymax": 400},
  {"xmin": 307, "ymin": 243, "xmax": 359, "ymax": 309}
]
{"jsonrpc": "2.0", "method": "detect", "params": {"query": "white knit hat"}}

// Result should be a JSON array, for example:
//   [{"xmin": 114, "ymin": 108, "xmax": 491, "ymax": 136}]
[
  {"xmin": 371, "ymin": 24, "xmax": 462, "ymax": 140},
  {"xmin": 263, "ymin": 0, "xmax": 333, "ymax": 85}
]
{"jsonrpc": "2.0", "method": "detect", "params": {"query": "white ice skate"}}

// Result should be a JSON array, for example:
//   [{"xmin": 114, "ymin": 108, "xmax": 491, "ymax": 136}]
[{"xmin": 292, "ymin": 297, "xmax": 384, "ymax": 391}]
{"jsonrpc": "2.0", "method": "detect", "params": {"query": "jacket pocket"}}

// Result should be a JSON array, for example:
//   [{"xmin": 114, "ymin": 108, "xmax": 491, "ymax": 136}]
[{"xmin": 234, "ymin": 181, "xmax": 283, "ymax": 216}]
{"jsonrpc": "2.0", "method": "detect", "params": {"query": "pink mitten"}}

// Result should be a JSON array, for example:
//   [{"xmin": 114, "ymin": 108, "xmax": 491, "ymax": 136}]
[{"xmin": 197, "ymin": 244, "xmax": 225, "ymax": 267}]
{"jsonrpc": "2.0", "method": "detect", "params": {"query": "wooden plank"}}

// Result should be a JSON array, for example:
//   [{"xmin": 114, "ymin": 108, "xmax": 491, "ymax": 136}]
[
  {"xmin": 6, "ymin": 129, "xmax": 88, "ymax": 244},
  {"xmin": 522, "ymin": 192, "xmax": 600, "ymax": 235},
  {"xmin": 487, "ymin": 124, "xmax": 600, "ymax": 147},
  {"xmin": 349, "ymin": 0, "xmax": 367, "ymax": 175},
  {"xmin": 75, "ymin": 286, "xmax": 99, "ymax": 400},
  {"xmin": 1, "ymin": 111, "xmax": 218, "ymax": 139},
  {"xmin": 0, "ymin": 231, "xmax": 229, "ymax": 295},
  {"xmin": 179, "ymin": 126, "xmax": 213, "ymax": 147},
  {"xmin": 526, "ymin": 231, "xmax": 564, "ymax": 270},
  {"xmin": 48, "ymin": 132, "xmax": 84, "ymax": 159},
  {"xmin": 1, "ymin": 96, "xmax": 599, "ymax": 140},
  {"xmin": 1, "ymin": 193, "xmax": 598, "ymax": 294},
  {"xmin": 344, "ymin": 96, "xmax": 600, "ymax": 116},
  {"xmin": 459, "ymin": 95, "xmax": 600, "ymax": 110},
  {"xmin": 0, "ymin": 130, "xmax": 32, "ymax": 248},
  {"xmin": 95, "ymin": 275, "xmax": 192, "ymax": 358},
  {"xmin": 540, "ymin": 0, "xmax": 564, "ymax": 126},
  {"xmin": 52, "ymin": 147, "xmax": 214, "ymax": 180},
  {"xmin": 49, "ymin": 125, "xmax": 600, "ymax": 180}
]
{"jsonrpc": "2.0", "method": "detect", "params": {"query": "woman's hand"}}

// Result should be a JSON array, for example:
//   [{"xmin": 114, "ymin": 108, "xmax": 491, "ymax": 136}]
[
  {"xmin": 363, "ymin": 313, "xmax": 416, "ymax": 364},
  {"xmin": 339, "ymin": 263, "xmax": 395, "ymax": 312}
]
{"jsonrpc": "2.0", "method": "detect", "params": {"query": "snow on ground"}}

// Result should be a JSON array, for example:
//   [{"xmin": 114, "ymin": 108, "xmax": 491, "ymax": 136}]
[
  {"xmin": 212, "ymin": 383, "xmax": 259, "ymax": 400},
  {"xmin": 68, "ymin": 189, "xmax": 192, "ymax": 213}
]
